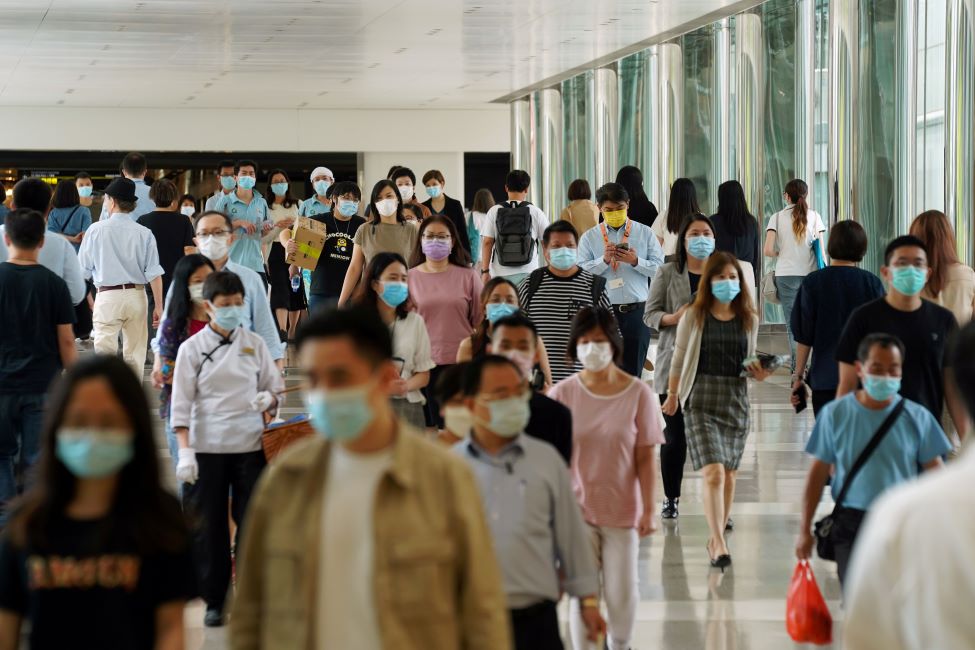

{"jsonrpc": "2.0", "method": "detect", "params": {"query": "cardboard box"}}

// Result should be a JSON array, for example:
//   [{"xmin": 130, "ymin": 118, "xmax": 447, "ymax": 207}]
[{"xmin": 286, "ymin": 217, "xmax": 327, "ymax": 271}]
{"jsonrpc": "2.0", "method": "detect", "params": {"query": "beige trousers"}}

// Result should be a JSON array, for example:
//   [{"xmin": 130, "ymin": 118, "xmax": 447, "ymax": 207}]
[{"xmin": 92, "ymin": 288, "xmax": 148, "ymax": 379}]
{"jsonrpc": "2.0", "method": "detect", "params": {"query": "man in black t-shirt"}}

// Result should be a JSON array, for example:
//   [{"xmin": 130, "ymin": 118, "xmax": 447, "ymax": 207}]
[
  {"xmin": 835, "ymin": 235, "xmax": 967, "ymax": 439},
  {"xmin": 0, "ymin": 209, "xmax": 76, "ymax": 523}
]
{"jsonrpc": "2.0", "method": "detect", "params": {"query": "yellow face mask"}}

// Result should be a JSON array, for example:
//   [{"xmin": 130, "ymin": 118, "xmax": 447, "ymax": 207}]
[{"xmin": 603, "ymin": 209, "xmax": 627, "ymax": 228}]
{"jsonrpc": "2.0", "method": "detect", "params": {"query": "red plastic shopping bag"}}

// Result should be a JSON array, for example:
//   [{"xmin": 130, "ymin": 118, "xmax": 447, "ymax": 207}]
[{"xmin": 785, "ymin": 560, "xmax": 833, "ymax": 645}]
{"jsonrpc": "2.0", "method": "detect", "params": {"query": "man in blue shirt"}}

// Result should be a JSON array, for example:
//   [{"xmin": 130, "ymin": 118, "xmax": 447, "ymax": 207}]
[
  {"xmin": 578, "ymin": 182, "xmax": 664, "ymax": 377},
  {"xmin": 99, "ymin": 152, "xmax": 156, "ymax": 221},
  {"xmin": 204, "ymin": 160, "xmax": 238, "ymax": 212},
  {"xmin": 215, "ymin": 160, "xmax": 271, "ymax": 282},
  {"xmin": 299, "ymin": 166, "xmax": 334, "ymax": 217},
  {"xmin": 796, "ymin": 332, "xmax": 950, "ymax": 586}
]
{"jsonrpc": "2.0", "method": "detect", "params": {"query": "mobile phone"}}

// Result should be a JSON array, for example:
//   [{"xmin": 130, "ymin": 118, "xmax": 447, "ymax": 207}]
[
  {"xmin": 616, "ymin": 242, "xmax": 630, "ymax": 251},
  {"xmin": 792, "ymin": 384, "xmax": 808, "ymax": 414}
]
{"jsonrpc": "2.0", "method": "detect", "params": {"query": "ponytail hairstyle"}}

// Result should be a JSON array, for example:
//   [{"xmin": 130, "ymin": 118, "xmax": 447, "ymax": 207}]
[{"xmin": 784, "ymin": 179, "xmax": 809, "ymax": 241}]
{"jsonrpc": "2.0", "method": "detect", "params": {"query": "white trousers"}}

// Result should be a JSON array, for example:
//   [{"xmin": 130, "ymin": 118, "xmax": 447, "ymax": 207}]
[
  {"xmin": 569, "ymin": 525, "xmax": 640, "ymax": 650},
  {"xmin": 92, "ymin": 288, "xmax": 148, "ymax": 378}
]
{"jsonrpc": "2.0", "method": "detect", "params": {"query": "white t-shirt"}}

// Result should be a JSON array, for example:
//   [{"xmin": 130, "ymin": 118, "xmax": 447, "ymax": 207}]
[
  {"xmin": 766, "ymin": 207, "xmax": 826, "ymax": 276},
  {"xmin": 651, "ymin": 216, "xmax": 680, "ymax": 256},
  {"xmin": 471, "ymin": 210, "xmax": 490, "ymax": 234},
  {"xmin": 480, "ymin": 201, "xmax": 550, "ymax": 278},
  {"xmin": 390, "ymin": 311, "xmax": 435, "ymax": 404},
  {"xmin": 318, "ymin": 444, "xmax": 394, "ymax": 650}
]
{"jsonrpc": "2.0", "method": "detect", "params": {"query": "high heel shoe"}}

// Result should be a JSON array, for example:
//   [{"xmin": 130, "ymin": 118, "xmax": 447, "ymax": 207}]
[{"xmin": 707, "ymin": 540, "xmax": 733, "ymax": 572}]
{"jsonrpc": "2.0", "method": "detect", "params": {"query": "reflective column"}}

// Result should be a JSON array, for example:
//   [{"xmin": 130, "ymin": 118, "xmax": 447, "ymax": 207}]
[
  {"xmin": 651, "ymin": 43, "xmax": 683, "ymax": 214},
  {"xmin": 712, "ymin": 18, "xmax": 732, "ymax": 209},
  {"xmin": 828, "ymin": 0, "xmax": 858, "ymax": 224},
  {"xmin": 736, "ymin": 13, "xmax": 764, "ymax": 220},
  {"xmin": 895, "ymin": 0, "xmax": 918, "ymax": 234},
  {"xmin": 592, "ymin": 66, "xmax": 619, "ymax": 187},
  {"xmin": 562, "ymin": 72, "xmax": 594, "ymax": 193},
  {"xmin": 796, "ymin": 0, "xmax": 816, "ymax": 208},
  {"xmin": 947, "ymin": 0, "xmax": 975, "ymax": 264},
  {"xmin": 510, "ymin": 97, "xmax": 532, "ymax": 175},
  {"xmin": 533, "ymin": 87, "xmax": 564, "ymax": 220}
]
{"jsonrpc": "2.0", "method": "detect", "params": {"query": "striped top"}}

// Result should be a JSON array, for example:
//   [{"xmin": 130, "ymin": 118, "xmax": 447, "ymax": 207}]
[{"xmin": 517, "ymin": 268, "xmax": 612, "ymax": 382}]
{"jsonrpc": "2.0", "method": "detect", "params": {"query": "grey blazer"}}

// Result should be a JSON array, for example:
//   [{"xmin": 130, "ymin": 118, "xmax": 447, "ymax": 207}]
[{"xmin": 644, "ymin": 262, "xmax": 693, "ymax": 394}]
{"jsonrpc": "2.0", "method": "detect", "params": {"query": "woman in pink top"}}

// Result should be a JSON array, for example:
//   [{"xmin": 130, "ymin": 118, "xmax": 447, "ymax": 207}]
[
  {"xmin": 408, "ymin": 215, "xmax": 483, "ymax": 430},
  {"xmin": 548, "ymin": 306, "xmax": 663, "ymax": 650}
]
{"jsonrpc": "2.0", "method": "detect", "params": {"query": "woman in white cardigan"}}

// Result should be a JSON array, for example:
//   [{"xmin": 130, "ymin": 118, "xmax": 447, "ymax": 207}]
[{"xmin": 661, "ymin": 252, "xmax": 772, "ymax": 570}]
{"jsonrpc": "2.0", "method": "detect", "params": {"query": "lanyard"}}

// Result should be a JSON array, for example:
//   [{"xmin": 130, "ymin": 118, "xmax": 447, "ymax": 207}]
[{"xmin": 599, "ymin": 221, "xmax": 632, "ymax": 272}]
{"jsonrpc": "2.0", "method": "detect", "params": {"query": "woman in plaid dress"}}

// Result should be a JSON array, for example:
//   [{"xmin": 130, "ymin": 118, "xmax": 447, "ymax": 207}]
[{"xmin": 661, "ymin": 252, "xmax": 772, "ymax": 569}]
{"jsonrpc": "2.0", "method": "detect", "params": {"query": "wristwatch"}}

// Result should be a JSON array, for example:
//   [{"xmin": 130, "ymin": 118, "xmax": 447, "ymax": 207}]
[
  {"xmin": 581, "ymin": 597, "xmax": 599, "ymax": 609},
  {"xmin": 480, "ymin": 269, "xmax": 490, "ymax": 274}
]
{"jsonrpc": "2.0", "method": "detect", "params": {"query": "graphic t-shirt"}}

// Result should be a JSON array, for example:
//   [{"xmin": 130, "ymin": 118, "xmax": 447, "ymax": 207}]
[{"xmin": 309, "ymin": 214, "xmax": 365, "ymax": 298}]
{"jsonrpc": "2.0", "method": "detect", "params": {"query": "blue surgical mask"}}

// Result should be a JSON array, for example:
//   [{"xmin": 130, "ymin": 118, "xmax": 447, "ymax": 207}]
[
  {"xmin": 56, "ymin": 428, "xmax": 134, "ymax": 478},
  {"xmin": 890, "ymin": 266, "xmax": 927, "ymax": 296},
  {"xmin": 380, "ymin": 281, "xmax": 409, "ymax": 307},
  {"xmin": 305, "ymin": 386, "xmax": 374, "ymax": 441},
  {"xmin": 271, "ymin": 182, "xmax": 289, "ymax": 196},
  {"xmin": 314, "ymin": 180, "xmax": 331, "ymax": 196},
  {"xmin": 237, "ymin": 176, "xmax": 257, "ymax": 190},
  {"xmin": 711, "ymin": 279, "xmax": 741, "ymax": 304},
  {"xmin": 486, "ymin": 302, "xmax": 519, "ymax": 323},
  {"xmin": 862, "ymin": 374, "xmax": 901, "ymax": 402},
  {"xmin": 77, "ymin": 185, "xmax": 93, "ymax": 198},
  {"xmin": 219, "ymin": 175, "xmax": 237, "ymax": 191},
  {"xmin": 338, "ymin": 200, "xmax": 359, "ymax": 217},
  {"xmin": 426, "ymin": 185, "xmax": 443, "ymax": 198},
  {"xmin": 549, "ymin": 247, "xmax": 578, "ymax": 271},
  {"xmin": 211, "ymin": 305, "xmax": 246, "ymax": 330},
  {"xmin": 688, "ymin": 235, "xmax": 715, "ymax": 260},
  {"xmin": 476, "ymin": 393, "xmax": 531, "ymax": 437}
]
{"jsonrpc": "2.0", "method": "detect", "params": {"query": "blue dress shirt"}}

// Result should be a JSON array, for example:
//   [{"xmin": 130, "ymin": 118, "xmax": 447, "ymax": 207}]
[
  {"xmin": 0, "ymin": 225, "xmax": 86, "ymax": 305},
  {"xmin": 77, "ymin": 213, "xmax": 163, "ymax": 287},
  {"xmin": 577, "ymin": 219, "xmax": 665, "ymax": 304},
  {"xmin": 48, "ymin": 205, "xmax": 92, "ymax": 251},
  {"xmin": 216, "ymin": 191, "xmax": 270, "ymax": 274},
  {"xmin": 99, "ymin": 178, "xmax": 156, "ymax": 221},
  {"xmin": 299, "ymin": 196, "xmax": 331, "ymax": 217}
]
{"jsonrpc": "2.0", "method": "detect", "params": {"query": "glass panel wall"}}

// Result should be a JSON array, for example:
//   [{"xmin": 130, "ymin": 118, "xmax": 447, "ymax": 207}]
[
  {"xmin": 561, "ymin": 72, "xmax": 594, "ymax": 195},
  {"xmin": 618, "ymin": 50, "xmax": 651, "ymax": 175},
  {"xmin": 682, "ymin": 26, "xmax": 714, "ymax": 214},
  {"xmin": 762, "ymin": 0, "xmax": 798, "ymax": 220},
  {"xmin": 813, "ymin": 0, "xmax": 831, "ymax": 220},
  {"xmin": 917, "ymin": 0, "xmax": 947, "ymax": 212}
]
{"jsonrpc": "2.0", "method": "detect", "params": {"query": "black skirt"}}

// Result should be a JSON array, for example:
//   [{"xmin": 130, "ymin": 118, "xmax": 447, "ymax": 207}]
[{"xmin": 267, "ymin": 242, "xmax": 308, "ymax": 311}]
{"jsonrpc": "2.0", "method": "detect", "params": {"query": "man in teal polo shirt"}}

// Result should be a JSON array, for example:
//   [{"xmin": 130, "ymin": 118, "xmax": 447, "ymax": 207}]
[
  {"xmin": 216, "ymin": 159, "xmax": 271, "ymax": 284},
  {"xmin": 299, "ymin": 166, "xmax": 334, "ymax": 217}
]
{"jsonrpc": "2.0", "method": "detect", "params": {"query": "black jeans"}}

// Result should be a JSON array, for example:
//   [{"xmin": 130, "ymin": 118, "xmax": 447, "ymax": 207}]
[
  {"xmin": 422, "ymin": 364, "xmax": 452, "ymax": 429},
  {"xmin": 659, "ymin": 393, "xmax": 686, "ymax": 500},
  {"xmin": 73, "ymin": 280, "xmax": 94, "ymax": 340},
  {"xmin": 511, "ymin": 600, "xmax": 563, "ymax": 650},
  {"xmin": 613, "ymin": 304, "xmax": 651, "ymax": 378},
  {"xmin": 182, "ymin": 451, "xmax": 266, "ymax": 611},
  {"xmin": 831, "ymin": 506, "xmax": 867, "ymax": 588},
  {"xmin": 812, "ymin": 389, "xmax": 835, "ymax": 417}
]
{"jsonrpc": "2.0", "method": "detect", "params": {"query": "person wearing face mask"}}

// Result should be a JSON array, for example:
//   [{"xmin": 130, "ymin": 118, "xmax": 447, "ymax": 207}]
[
  {"xmin": 337, "ymin": 180, "xmax": 419, "ymax": 306},
  {"xmin": 74, "ymin": 171, "xmax": 95, "ymax": 214},
  {"xmin": 170, "ymin": 271, "xmax": 283, "ymax": 628},
  {"xmin": 518, "ymin": 220, "xmax": 612, "ymax": 383},
  {"xmin": 98, "ymin": 152, "xmax": 156, "ymax": 221},
  {"xmin": 262, "ymin": 169, "xmax": 305, "ymax": 343},
  {"xmin": 578, "ymin": 182, "xmax": 664, "ymax": 377},
  {"xmin": 78, "ymin": 177, "xmax": 164, "ymax": 378},
  {"xmin": 795, "ymin": 333, "xmax": 950, "ymax": 587},
  {"xmin": 151, "ymin": 254, "xmax": 214, "ymax": 475},
  {"xmin": 836, "ymin": 236, "xmax": 967, "ymax": 439},
  {"xmin": 662, "ymin": 253, "xmax": 772, "ymax": 570},
  {"xmin": 421, "ymin": 169, "xmax": 471, "ymax": 255},
  {"xmin": 299, "ymin": 166, "xmax": 335, "ymax": 217},
  {"xmin": 455, "ymin": 355, "xmax": 605, "ymax": 650},
  {"xmin": 204, "ymin": 160, "xmax": 237, "ymax": 212},
  {"xmin": 137, "ymin": 179, "xmax": 196, "ymax": 300},
  {"xmin": 356, "ymin": 252, "xmax": 434, "ymax": 429},
  {"xmin": 178, "ymin": 194, "xmax": 198, "ymax": 220},
  {"xmin": 433, "ymin": 363, "xmax": 475, "ymax": 441},
  {"xmin": 230, "ymin": 305, "xmax": 510, "ymax": 650},
  {"xmin": 391, "ymin": 166, "xmax": 432, "ymax": 221},
  {"xmin": 548, "ymin": 307, "xmax": 663, "ymax": 650},
  {"xmin": 407, "ymin": 216, "xmax": 482, "ymax": 431},
  {"xmin": 47, "ymin": 179, "xmax": 91, "ymax": 252},
  {"xmin": 215, "ymin": 159, "xmax": 273, "ymax": 283},
  {"xmin": 152, "ymin": 211, "xmax": 284, "ymax": 368},
  {"xmin": 0, "ymin": 356, "xmax": 197, "ymax": 650}
]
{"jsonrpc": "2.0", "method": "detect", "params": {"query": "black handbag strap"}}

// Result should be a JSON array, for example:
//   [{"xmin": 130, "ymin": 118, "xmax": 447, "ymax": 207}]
[{"xmin": 833, "ymin": 397, "xmax": 906, "ymax": 509}]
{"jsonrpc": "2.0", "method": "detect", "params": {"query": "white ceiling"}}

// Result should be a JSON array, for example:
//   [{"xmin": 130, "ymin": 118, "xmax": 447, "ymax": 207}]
[{"xmin": 0, "ymin": 0, "xmax": 747, "ymax": 110}]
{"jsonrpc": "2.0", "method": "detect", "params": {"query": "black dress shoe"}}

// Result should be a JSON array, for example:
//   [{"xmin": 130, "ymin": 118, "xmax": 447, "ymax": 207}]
[
  {"xmin": 661, "ymin": 498, "xmax": 679, "ymax": 519},
  {"xmin": 725, "ymin": 517, "xmax": 735, "ymax": 531},
  {"xmin": 204, "ymin": 608, "xmax": 225, "ymax": 627},
  {"xmin": 278, "ymin": 329, "xmax": 288, "ymax": 343}
]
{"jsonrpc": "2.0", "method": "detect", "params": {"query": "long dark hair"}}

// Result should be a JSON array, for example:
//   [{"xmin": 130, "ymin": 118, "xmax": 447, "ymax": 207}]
[
  {"xmin": 675, "ymin": 214, "xmax": 716, "ymax": 274},
  {"xmin": 909, "ymin": 210, "xmax": 960, "ymax": 296},
  {"xmin": 266, "ymin": 168, "xmax": 298, "ymax": 209},
  {"xmin": 166, "ymin": 254, "xmax": 214, "ymax": 335},
  {"xmin": 471, "ymin": 277, "xmax": 519, "ymax": 357},
  {"xmin": 615, "ymin": 166, "xmax": 649, "ymax": 206},
  {"xmin": 51, "ymin": 179, "xmax": 81, "ymax": 210},
  {"xmin": 357, "ymin": 252, "xmax": 413, "ymax": 319},
  {"xmin": 693, "ymin": 252, "xmax": 757, "ymax": 330},
  {"xmin": 6, "ymin": 356, "xmax": 189, "ymax": 554},
  {"xmin": 368, "ymin": 179, "xmax": 405, "ymax": 224},
  {"xmin": 410, "ymin": 215, "xmax": 471, "ymax": 267},
  {"xmin": 665, "ymin": 178, "xmax": 700, "ymax": 234},
  {"xmin": 784, "ymin": 178, "xmax": 809, "ymax": 241},
  {"xmin": 714, "ymin": 180, "xmax": 755, "ymax": 237}
]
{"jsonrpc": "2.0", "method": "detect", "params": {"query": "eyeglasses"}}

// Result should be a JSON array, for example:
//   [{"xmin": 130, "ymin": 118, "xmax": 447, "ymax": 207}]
[{"xmin": 422, "ymin": 234, "xmax": 451, "ymax": 242}]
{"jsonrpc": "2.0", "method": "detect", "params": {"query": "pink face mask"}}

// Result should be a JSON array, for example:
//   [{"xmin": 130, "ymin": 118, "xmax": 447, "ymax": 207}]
[
  {"xmin": 499, "ymin": 349, "xmax": 534, "ymax": 378},
  {"xmin": 421, "ymin": 238, "xmax": 452, "ymax": 261}
]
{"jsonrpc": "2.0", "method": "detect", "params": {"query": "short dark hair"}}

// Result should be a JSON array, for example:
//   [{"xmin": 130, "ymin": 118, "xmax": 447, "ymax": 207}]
[
  {"xmin": 391, "ymin": 167, "xmax": 416, "ymax": 186},
  {"xmin": 235, "ymin": 159, "xmax": 258, "ymax": 175},
  {"xmin": 4, "ymin": 208, "xmax": 46, "ymax": 249},
  {"xmin": 51, "ymin": 179, "xmax": 80, "ymax": 209},
  {"xmin": 217, "ymin": 159, "xmax": 235, "ymax": 172},
  {"xmin": 434, "ymin": 362, "xmax": 469, "ymax": 405},
  {"xmin": 295, "ymin": 305, "xmax": 394, "ymax": 366},
  {"xmin": 567, "ymin": 306, "xmax": 623, "ymax": 364},
  {"xmin": 194, "ymin": 210, "xmax": 233, "ymax": 232},
  {"xmin": 401, "ymin": 204, "xmax": 422, "ymax": 221},
  {"xmin": 178, "ymin": 193, "xmax": 197, "ymax": 208},
  {"xmin": 826, "ymin": 220, "xmax": 869, "ymax": 262},
  {"xmin": 542, "ymin": 220, "xmax": 579, "ymax": 246},
  {"xmin": 567, "ymin": 179, "xmax": 592, "ymax": 201},
  {"xmin": 422, "ymin": 170, "xmax": 445, "ymax": 185},
  {"xmin": 461, "ymin": 354, "xmax": 524, "ymax": 395},
  {"xmin": 505, "ymin": 170, "xmax": 531, "ymax": 193},
  {"xmin": 884, "ymin": 235, "xmax": 928, "ymax": 266},
  {"xmin": 386, "ymin": 165, "xmax": 404, "ymax": 180},
  {"xmin": 595, "ymin": 182, "xmax": 629, "ymax": 205},
  {"xmin": 492, "ymin": 313, "xmax": 539, "ymax": 340},
  {"xmin": 114, "ymin": 198, "xmax": 137, "ymax": 213},
  {"xmin": 950, "ymin": 322, "xmax": 975, "ymax": 418},
  {"xmin": 202, "ymin": 270, "xmax": 246, "ymax": 302},
  {"xmin": 148, "ymin": 178, "xmax": 178, "ymax": 207},
  {"xmin": 12, "ymin": 178, "xmax": 52, "ymax": 213},
  {"xmin": 856, "ymin": 333, "xmax": 906, "ymax": 363},
  {"xmin": 331, "ymin": 181, "xmax": 361, "ymax": 201},
  {"xmin": 121, "ymin": 152, "xmax": 147, "ymax": 176},
  {"xmin": 74, "ymin": 172, "xmax": 91, "ymax": 181}
]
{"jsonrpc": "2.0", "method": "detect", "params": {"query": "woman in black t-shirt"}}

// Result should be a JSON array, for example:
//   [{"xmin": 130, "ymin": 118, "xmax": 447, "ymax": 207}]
[{"xmin": 0, "ymin": 356, "xmax": 197, "ymax": 650}]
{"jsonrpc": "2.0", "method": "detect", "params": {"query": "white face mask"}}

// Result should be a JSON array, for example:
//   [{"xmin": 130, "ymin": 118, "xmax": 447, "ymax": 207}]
[
  {"xmin": 499, "ymin": 349, "xmax": 534, "ymax": 379},
  {"xmin": 444, "ymin": 405, "xmax": 473, "ymax": 438},
  {"xmin": 180, "ymin": 206, "xmax": 196, "ymax": 217},
  {"xmin": 197, "ymin": 234, "xmax": 230, "ymax": 261},
  {"xmin": 398, "ymin": 185, "xmax": 414, "ymax": 201},
  {"xmin": 376, "ymin": 198, "xmax": 398, "ymax": 218},
  {"xmin": 188, "ymin": 283, "xmax": 205, "ymax": 303},
  {"xmin": 577, "ymin": 341, "xmax": 613, "ymax": 371}
]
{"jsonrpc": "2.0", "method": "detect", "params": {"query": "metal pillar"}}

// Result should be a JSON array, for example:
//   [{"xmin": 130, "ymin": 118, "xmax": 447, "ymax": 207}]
[
  {"xmin": 735, "ymin": 13, "xmax": 764, "ymax": 221},
  {"xmin": 592, "ymin": 66, "xmax": 619, "ymax": 188},
  {"xmin": 510, "ymin": 97, "xmax": 532, "ymax": 176},
  {"xmin": 895, "ymin": 0, "xmax": 918, "ymax": 233},
  {"xmin": 533, "ymin": 88, "xmax": 564, "ymax": 220},
  {"xmin": 828, "ymin": 0, "xmax": 858, "ymax": 224},
  {"xmin": 796, "ymin": 0, "xmax": 816, "ymax": 211},
  {"xmin": 947, "ymin": 0, "xmax": 975, "ymax": 264},
  {"xmin": 712, "ymin": 18, "xmax": 732, "ymax": 210},
  {"xmin": 652, "ymin": 43, "xmax": 683, "ymax": 215}
]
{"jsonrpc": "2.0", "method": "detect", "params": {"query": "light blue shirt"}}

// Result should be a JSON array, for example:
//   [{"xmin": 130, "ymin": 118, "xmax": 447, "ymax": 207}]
[
  {"xmin": 204, "ymin": 190, "xmax": 233, "ymax": 213},
  {"xmin": 77, "ymin": 213, "xmax": 164, "ymax": 287},
  {"xmin": 0, "ymin": 225, "xmax": 86, "ymax": 305},
  {"xmin": 299, "ymin": 196, "xmax": 331, "ymax": 217},
  {"xmin": 216, "ymin": 191, "xmax": 270, "ymax": 274},
  {"xmin": 577, "ymin": 219, "xmax": 665, "ymax": 304},
  {"xmin": 99, "ymin": 178, "xmax": 156, "ymax": 221},
  {"xmin": 47, "ymin": 205, "xmax": 92, "ymax": 251},
  {"xmin": 151, "ymin": 259, "xmax": 284, "ymax": 361},
  {"xmin": 806, "ymin": 394, "xmax": 951, "ymax": 511}
]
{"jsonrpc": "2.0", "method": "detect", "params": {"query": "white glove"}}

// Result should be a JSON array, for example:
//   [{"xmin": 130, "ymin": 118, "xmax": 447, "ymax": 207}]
[
  {"xmin": 250, "ymin": 391, "xmax": 274, "ymax": 413},
  {"xmin": 176, "ymin": 448, "xmax": 199, "ymax": 485}
]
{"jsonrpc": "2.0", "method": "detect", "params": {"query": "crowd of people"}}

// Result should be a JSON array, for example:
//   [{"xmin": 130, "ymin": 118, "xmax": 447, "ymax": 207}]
[{"xmin": 0, "ymin": 151, "xmax": 973, "ymax": 649}]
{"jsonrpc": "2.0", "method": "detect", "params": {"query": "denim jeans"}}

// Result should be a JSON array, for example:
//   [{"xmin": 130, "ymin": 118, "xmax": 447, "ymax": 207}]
[
  {"xmin": 0, "ymin": 393, "xmax": 46, "ymax": 525},
  {"xmin": 775, "ymin": 275, "xmax": 805, "ymax": 372}
]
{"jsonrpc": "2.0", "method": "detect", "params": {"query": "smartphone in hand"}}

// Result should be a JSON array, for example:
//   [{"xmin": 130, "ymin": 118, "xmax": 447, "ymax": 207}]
[{"xmin": 792, "ymin": 384, "xmax": 808, "ymax": 414}]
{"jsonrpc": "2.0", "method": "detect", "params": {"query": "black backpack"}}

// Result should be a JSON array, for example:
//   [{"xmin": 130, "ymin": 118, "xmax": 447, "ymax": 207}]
[
  {"xmin": 521, "ymin": 268, "xmax": 607, "ymax": 312},
  {"xmin": 493, "ymin": 201, "xmax": 535, "ymax": 267}
]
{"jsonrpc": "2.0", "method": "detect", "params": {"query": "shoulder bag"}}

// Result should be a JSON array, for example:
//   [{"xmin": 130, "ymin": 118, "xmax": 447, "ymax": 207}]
[{"xmin": 761, "ymin": 211, "xmax": 780, "ymax": 304}]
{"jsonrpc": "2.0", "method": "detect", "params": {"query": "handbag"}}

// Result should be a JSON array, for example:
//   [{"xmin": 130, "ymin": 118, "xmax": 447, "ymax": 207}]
[
  {"xmin": 814, "ymin": 398, "xmax": 905, "ymax": 560},
  {"xmin": 762, "ymin": 211, "xmax": 781, "ymax": 304}
]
